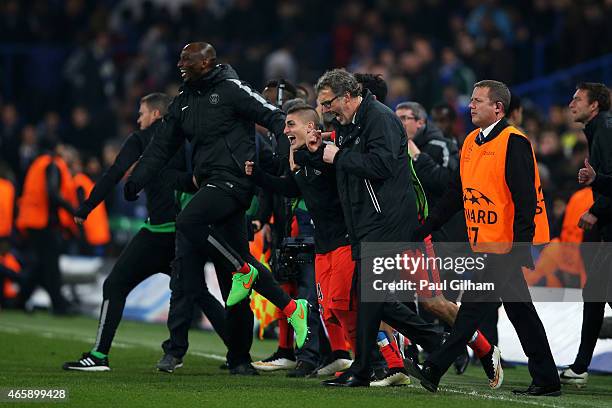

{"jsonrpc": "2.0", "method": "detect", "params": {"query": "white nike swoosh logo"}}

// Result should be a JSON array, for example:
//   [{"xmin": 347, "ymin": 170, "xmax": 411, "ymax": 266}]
[{"xmin": 181, "ymin": 106, "xmax": 189, "ymax": 111}]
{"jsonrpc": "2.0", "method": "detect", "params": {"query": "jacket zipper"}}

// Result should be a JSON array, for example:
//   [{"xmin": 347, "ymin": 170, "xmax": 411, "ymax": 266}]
[{"xmin": 364, "ymin": 179, "xmax": 381, "ymax": 214}]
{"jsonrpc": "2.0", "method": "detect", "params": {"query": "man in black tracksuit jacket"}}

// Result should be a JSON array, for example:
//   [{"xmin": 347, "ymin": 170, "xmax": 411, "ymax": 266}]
[
  {"xmin": 561, "ymin": 83, "xmax": 612, "ymax": 385},
  {"xmin": 125, "ymin": 43, "xmax": 307, "ymax": 374},
  {"xmin": 62, "ymin": 94, "xmax": 227, "ymax": 372},
  {"xmin": 315, "ymin": 70, "xmax": 441, "ymax": 386}
]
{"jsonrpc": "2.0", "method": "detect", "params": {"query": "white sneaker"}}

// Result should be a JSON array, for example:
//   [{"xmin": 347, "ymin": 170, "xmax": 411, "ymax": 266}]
[
  {"xmin": 560, "ymin": 368, "xmax": 588, "ymax": 387},
  {"xmin": 480, "ymin": 345, "xmax": 503, "ymax": 389},
  {"xmin": 252, "ymin": 350, "xmax": 297, "ymax": 372},
  {"xmin": 316, "ymin": 358, "xmax": 352, "ymax": 376},
  {"xmin": 370, "ymin": 367, "xmax": 411, "ymax": 387}
]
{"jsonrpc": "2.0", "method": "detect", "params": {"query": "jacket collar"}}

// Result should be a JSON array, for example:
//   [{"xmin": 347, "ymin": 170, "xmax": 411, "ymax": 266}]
[
  {"xmin": 584, "ymin": 111, "xmax": 609, "ymax": 140},
  {"xmin": 475, "ymin": 117, "xmax": 509, "ymax": 145}
]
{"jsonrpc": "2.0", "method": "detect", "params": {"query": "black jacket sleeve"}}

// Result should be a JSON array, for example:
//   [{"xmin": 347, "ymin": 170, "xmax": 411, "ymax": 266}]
[
  {"xmin": 46, "ymin": 162, "xmax": 74, "ymax": 215},
  {"xmin": 160, "ymin": 144, "xmax": 198, "ymax": 193},
  {"xmin": 591, "ymin": 173, "xmax": 612, "ymax": 198},
  {"xmin": 76, "ymin": 133, "xmax": 145, "ymax": 218},
  {"xmin": 250, "ymin": 164, "xmax": 301, "ymax": 198},
  {"xmin": 506, "ymin": 135, "xmax": 536, "ymax": 243},
  {"xmin": 414, "ymin": 141, "xmax": 459, "ymax": 197},
  {"xmin": 226, "ymin": 79, "xmax": 287, "ymax": 137},
  {"xmin": 425, "ymin": 169, "xmax": 464, "ymax": 231},
  {"xmin": 128, "ymin": 105, "xmax": 184, "ymax": 191},
  {"xmin": 589, "ymin": 122, "xmax": 612, "ymax": 219},
  {"xmin": 334, "ymin": 116, "xmax": 397, "ymax": 180},
  {"xmin": 254, "ymin": 188, "xmax": 273, "ymax": 224}
]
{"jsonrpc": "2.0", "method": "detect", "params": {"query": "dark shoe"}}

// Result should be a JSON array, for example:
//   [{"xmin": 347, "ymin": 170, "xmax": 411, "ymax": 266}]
[
  {"xmin": 219, "ymin": 361, "xmax": 229, "ymax": 370},
  {"xmin": 480, "ymin": 345, "xmax": 503, "ymax": 389},
  {"xmin": 62, "ymin": 352, "xmax": 110, "ymax": 371},
  {"xmin": 404, "ymin": 343, "xmax": 420, "ymax": 365},
  {"xmin": 512, "ymin": 384, "xmax": 562, "ymax": 397},
  {"xmin": 404, "ymin": 359, "xmax": 440, "ymax": 393},
  {"xmin": 454, "ymin": 348, "xmax": 469, "ymax": 375},
  {"xmin": 156, "ymin": 354, "xmax": 183, "ymax": 373},
  {"xmin": 321, "ymin": 371, "xmax": 369, "ymax": 387},
  {"xmin": 229, "ymin": 362, "xmax": 260, "ymax": 376},
  {"xmin": 52, "ymin": 303, "xmax": 80, "ymax": 316},
  {"xmin": 286, "ymin": 360, "xmax": 317, "ymax": 378}
]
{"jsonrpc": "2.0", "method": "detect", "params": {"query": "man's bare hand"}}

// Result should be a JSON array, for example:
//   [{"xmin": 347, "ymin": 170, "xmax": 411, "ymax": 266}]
[
  {"xmin": 323, "ymin": 144, "xmax": 339, "ymax": 164},
  {"xmin": 407, "ymin": 139, "xmax": 421, "ymax": 159},
  {"xmin": 578, "ymin": 158, "xmax": 596, "ymax": 185},
  {"xmin": 578, "ymin": 211, "xmax": 598, "ymax": 230},
  {"xmin": 245, "ymin": 161, "xmax": 254, "ymax": 176}
]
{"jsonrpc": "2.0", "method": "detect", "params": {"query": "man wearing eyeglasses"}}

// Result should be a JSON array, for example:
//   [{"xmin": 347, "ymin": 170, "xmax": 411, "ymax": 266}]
[{"xmin": 315, "ymin": 69, "xmax": 442, "ymax": 386}]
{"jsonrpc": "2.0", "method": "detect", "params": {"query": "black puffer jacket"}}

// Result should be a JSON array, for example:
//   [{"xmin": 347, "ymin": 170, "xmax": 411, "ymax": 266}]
[
  {"xmin": 333, "ymin": 91, "xmax": 419, "ymax": 259},
  {"xmin": 129, "ymin": 64, "xmax": 286, "ymax": 206}
]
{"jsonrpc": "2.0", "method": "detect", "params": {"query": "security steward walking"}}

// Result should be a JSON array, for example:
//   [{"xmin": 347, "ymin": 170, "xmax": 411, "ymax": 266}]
[
  {"xmin": 407, "ymin": 80, "xmax": 561, "ymax": 397},
  {"xmin": 15, "ymin": 136, "xmax": 77, "ymax": 315}
]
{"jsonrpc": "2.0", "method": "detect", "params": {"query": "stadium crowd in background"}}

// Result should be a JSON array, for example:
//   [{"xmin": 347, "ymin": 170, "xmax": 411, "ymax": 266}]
[{"xmin": 1, "ymin": 0, "xmax": 609, "ymax": 245}]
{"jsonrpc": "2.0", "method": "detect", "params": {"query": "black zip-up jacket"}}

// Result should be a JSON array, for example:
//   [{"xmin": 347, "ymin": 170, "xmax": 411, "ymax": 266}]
[
  {"xmin": 423, "ymin": 118, "xmax": 537, "ymax": 244},
  {"xmin": 250, "ymin": 157, "xmax": 350, "ymax": 254},
  {"xmin": 412, "ymin": 120, "xmax": 459, "ymax": 206},
  {"xmin": 75, "ymin": 120, "xmax": 190, "ymax": 226},
  {"xmin": 332, "ymin": 91, "xmax": 419, "ymax": 259},
  {"xmin": 412, "ymin": 120, "xmax": 466, "ymax": 242},
  {"xmin": 584, "ymin": 111, "xmax": 612, "ymax": 238},
  {"xmin": 128, "ymin": 64, "xmax": 286, "ymax": 207}
]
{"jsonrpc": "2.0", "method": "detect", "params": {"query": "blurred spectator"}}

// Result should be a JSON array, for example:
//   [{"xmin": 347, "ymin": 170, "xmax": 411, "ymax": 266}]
[
  {"xmin": 63, "ymin": 31, "xmax": 117, "ymax": 111},
  {"xmin": 431, "ymin": 102, "xmax": 462, "ymax": 147},
  {"xmin": 0, "ymin": 104, "xmax": 22, "ymax": 177},
  {"xmin": 18, "ymin": 125, "xmax": 39, "ymax": 181},
  {"xmin": 537, "ymin": 127, "xmax": 566, "ymax": 189}
]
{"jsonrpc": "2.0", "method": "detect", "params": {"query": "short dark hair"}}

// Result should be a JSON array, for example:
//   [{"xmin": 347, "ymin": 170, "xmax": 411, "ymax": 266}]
[
  {"xmin": 508, "ymin": 93, "xmax": 522, "ymax": 114},
  {"xmin": 264, "ymin": 79, "xmax": 298, "ymax": 101},
  {"xmin": 140, "ymin": 93, "xmax": 172, "ymax": 115},
  {"xmin": 315, "ymin": 69, "xmax": 361, "ymax": 98},
  {"xmin": 474, "ymin": 80, "xmax": 511, "ymax": 114},
  {"xmin": 354, "ymin": 73, "xmax": 388, "ymax": 103},
  {"xmin": 282, "ymin": 98, "xmax": 306, "ymax": 113},
  {"xmin": 431, "ymin": 102, "xmax": 457, "ymax": 120},
  {"xmin": 577, "ymin": 82, "xmax": 611, "ymax": 112},
  {"xmin": 286, "ymin": 103, "xmax": 320, "ymax": 125},
  {"xmin": 395, "ymin": 101, "xmax": 427, "ymax": 121}
]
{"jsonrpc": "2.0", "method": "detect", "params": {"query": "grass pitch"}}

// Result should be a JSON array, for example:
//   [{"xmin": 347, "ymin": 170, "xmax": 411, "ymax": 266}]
[{"xmin": 1, "ymin": 310, "xmax": 611, "ymax": 407}]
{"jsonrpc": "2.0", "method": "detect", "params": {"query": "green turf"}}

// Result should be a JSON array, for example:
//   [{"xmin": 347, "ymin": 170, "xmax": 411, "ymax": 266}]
[{"xmin": 1, "ymin": 311, "xmax": 611, "ymax": 407}]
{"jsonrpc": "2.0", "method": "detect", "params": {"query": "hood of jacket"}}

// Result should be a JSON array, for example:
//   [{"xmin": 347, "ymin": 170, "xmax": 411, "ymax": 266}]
[
  {"xmin": 413, "ymin": 120, "xmax": 446, "ymax": 148},
  {"xmin": 183, "ymin": 64, "xmax": 239, "ymax": 93}
]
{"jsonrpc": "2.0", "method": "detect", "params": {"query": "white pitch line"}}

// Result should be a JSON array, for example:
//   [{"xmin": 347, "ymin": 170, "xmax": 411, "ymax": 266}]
[{"xmin": 433, "ymin": 386, "xmax": 565, "ymax": 408}]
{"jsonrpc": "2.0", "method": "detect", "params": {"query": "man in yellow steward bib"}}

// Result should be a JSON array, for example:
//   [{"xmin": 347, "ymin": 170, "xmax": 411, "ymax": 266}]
[{"xmin": 407, "ymin": 80, "xmax": 561, "ymax": 397}]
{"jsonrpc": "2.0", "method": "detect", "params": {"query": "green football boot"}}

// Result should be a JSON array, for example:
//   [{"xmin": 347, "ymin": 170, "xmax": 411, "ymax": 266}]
[
  {"xmin": 287, "ymin": 299, "xmax": 310, "ymax": 348},
  {"xmin": 226, "ymin": 264, "xmax": 259, "ymax": 307}
]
